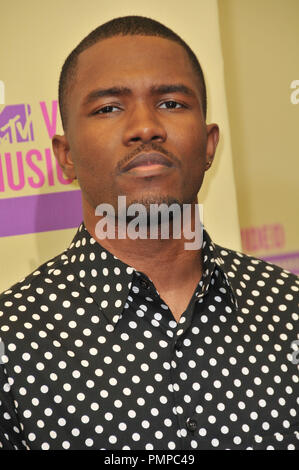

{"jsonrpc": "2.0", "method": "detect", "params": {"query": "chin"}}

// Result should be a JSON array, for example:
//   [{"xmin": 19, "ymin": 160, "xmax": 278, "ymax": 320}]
[{"xmin": 126, "ymin": 193, "xmax": 182, "ymax": 207}]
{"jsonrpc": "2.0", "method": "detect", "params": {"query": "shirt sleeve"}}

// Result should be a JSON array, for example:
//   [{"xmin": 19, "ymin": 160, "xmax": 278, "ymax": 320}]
[{"xmin": 0, "ymin": 364, "xmax": 27, "ymax": 450}]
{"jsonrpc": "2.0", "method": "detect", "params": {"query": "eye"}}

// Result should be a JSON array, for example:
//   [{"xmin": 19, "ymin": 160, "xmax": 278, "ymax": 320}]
[
  {"xmin": 95, "ymin": 105, "xmax": 121, "ymax": 114},
  {"xmin": 159, "ymin": 100, "xmax": 185, "ymax": 109}
]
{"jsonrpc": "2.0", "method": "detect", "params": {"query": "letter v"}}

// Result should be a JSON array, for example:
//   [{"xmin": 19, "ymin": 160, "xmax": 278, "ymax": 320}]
[{"xmin": 40, "ymin": 101, "xmax": 58, "ymax": 138}]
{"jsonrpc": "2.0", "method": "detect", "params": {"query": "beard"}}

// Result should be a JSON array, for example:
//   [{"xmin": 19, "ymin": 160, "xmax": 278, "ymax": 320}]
[{"xmin": 115, "ymin": 193, "xmax": 195, "ymax": 229}]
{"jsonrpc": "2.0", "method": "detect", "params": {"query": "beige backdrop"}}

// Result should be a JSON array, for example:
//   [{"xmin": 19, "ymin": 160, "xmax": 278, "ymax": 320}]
[
  {"xmin": 0, "ymin": 0, "xmax": 241, "ymax": 293},
  {"xmin": 219, "ymin": 0, "xmax": 299, "ymax": 274}
]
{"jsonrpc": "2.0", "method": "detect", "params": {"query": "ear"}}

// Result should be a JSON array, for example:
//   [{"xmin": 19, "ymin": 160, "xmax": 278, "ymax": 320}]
[
  {"xmin": 52, "ymin": 134, "xmax": 77, "ymax": 180},
  {"xmin": 205, "ymin": 123, "xmax": 220, "ymax": 171}
]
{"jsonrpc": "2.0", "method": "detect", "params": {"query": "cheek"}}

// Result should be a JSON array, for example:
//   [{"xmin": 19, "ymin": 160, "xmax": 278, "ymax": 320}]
[
  {"xmin": 174, "ymin": 119, "xmax": 206, "ymax": 155},
  {"xmin": 69, "ymin": 130, "xmax": 117, "ymax": 200},
  {"xmin": 70, "ymin": 131, "xmax": 111, "ymax": 175},
  {"xmin": 184, "ymin": 136, "xmax": 207, "ymax": 173}
]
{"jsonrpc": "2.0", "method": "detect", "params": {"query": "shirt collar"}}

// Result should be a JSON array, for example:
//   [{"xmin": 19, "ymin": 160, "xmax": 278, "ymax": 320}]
[
  {"xmin": 65, "ymin": 222, "xmax": 238, "ymax": 323},
  {"xmin": 65, "ymin": 222, "xmax": 136, "ymax": 324},
  {"xmin": 202, "ymin": 228, "xmax": 239, "ymax": 310}
]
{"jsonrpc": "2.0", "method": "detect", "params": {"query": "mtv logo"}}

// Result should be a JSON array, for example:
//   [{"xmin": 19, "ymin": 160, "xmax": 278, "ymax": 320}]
[{"xmin": 0, "ymin": 104, "xmax": 34, "ymax": 144}]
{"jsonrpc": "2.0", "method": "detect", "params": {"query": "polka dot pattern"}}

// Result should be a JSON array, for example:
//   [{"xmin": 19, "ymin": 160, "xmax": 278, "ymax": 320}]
[{"xmin": 0, "ymin": 223, "xmax": 298, "ymax": 449}]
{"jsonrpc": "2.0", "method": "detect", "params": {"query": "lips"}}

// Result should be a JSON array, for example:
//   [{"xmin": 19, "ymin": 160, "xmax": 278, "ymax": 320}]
[{"xmin": 121, "ymin": 152, "xmax": 174, "ymax": 173}]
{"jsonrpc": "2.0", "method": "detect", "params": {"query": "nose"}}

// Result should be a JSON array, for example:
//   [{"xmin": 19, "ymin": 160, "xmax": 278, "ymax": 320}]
[{"xmin": 122, "ymin": 102, "xmax": 167, "ymax": 146}]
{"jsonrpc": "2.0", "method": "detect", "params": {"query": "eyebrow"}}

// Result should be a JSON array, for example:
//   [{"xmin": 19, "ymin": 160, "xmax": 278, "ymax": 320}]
[{"xmin": 82, "ymin": 83, "xmax": 196, "ymax": 106}]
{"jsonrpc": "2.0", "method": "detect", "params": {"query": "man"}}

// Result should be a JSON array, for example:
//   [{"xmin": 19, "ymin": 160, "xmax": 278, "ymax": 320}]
[{"xmin": 0, "ymin": 16, "xmax": 298, "ymax": 450}]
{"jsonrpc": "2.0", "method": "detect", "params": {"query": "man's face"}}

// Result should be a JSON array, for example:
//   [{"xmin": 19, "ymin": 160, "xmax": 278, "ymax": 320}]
[{"xmin": 54, "ymin": 35, "xmax": 219, "ymax": 215}]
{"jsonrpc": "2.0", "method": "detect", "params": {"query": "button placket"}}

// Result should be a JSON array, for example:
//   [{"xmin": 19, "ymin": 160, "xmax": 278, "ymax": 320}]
[
  {"xmin": 140, "ymin": 278, "xmax": 150, "ymax": 289},
  {"xmin": 186, "ymin": 417, "xmax": 198, "ymax": 433}
]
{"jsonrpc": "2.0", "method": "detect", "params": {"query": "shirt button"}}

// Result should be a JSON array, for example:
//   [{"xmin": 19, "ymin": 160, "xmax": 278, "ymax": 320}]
[
  {"xmin": 186, "ymin": 418, "xmax": 197, "ymax": 432},
  {"xmin": 140, "ymin": 278, "xmax": 150, "ymax": 289}
]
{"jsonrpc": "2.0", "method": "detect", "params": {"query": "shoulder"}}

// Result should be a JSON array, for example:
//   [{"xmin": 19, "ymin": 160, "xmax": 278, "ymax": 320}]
[
  {"xmin": 0, "ymin": 248, "xmax": 70, "ymax": 329},
  {"xmin": 213, "ymin": 242, "xmax": 299, "ymax": 317},
  {"xmin": 215, "ymin": 242, "xmax": 299, "ymax": 287}
]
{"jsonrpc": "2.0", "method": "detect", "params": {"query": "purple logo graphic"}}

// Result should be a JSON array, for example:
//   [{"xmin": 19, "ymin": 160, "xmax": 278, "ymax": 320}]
[
  {"xmin": 0, "ymin": 190, "xmax": 83, "ymax": 237},
  {"xmin": 0, "ymin": 104, "xmax": 34, "ymax": 144}
]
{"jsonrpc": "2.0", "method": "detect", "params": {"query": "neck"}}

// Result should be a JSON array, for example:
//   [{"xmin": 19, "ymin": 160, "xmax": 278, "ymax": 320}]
[{"xmin": 83, "ymin": 197, "xmax": 204, "ymax": 290}]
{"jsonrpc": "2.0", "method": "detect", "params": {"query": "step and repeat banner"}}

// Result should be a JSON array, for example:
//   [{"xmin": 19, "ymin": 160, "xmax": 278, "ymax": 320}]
[
  {"xmin": 219, "ymin": 0, "xmax": 299, "ymax": 276},
  {"xmin": 0, "ymin": 0, "xmax": 241, "ymax": 293}
]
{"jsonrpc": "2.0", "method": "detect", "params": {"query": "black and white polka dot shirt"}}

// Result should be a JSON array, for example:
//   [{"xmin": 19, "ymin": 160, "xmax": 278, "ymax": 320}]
[{"xmin": 0, "ymin": 223, "xmax": 298, "ymax": 450}]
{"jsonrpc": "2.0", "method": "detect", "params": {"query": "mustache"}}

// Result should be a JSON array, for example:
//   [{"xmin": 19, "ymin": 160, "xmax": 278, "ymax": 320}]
[{"xmin": 115, "ymin": 142, "xmax": 181, "ymax": 174}]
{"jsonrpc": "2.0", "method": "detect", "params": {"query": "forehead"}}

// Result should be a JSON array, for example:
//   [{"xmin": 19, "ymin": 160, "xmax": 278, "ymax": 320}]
[{"xmin": 73, "ymin": 35, "xmax": 199, "ymax": 98}]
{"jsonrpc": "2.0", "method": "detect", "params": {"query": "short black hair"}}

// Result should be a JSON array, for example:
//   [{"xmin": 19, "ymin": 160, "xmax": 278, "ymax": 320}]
[{"xmin": 58, "ymin": 15, "xmax": 207, "ymax": 130}]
